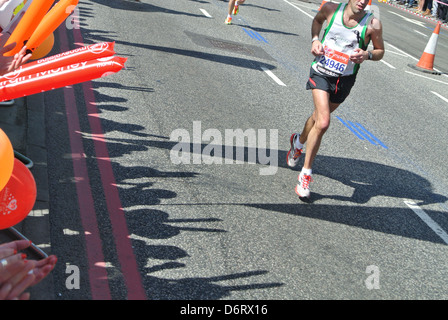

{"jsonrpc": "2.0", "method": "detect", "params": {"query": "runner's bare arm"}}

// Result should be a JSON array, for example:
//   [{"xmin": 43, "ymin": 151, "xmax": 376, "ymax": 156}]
[
  {"xmin": 367, "ymin": 17, "xmax": 385, "ymax": 61},
  {"xmin": 311, "ymin": 3, "xmax": 339, "ymax": 56},
  {"xmin": 349, "ymin": 17, "xmax": 385, "ymax": 63}
]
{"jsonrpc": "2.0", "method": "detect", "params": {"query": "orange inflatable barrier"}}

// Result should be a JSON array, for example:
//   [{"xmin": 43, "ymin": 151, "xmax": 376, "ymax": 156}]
[
  {"xmin": 1, "ymin": 42, "xmax": 116, "ymax": 81},
  {"xmin": 30, "ymin": 32, "xmax": 54, "ymax": 60},
  {"xmin": 0, "ymin": 56, "xmax": 127, "ymax": 101},
  {"xmin": 0, "ymin": 128, "xmax": 14, "ymax": 193},
  {"xmin": 26, "ymin": 0, "xmax": 78, "ymax": 54},
  {"xmin": 4, "ymin": 0, "xmax": 55, "ymax": 56},
  {"xmin": 0, "ymin": 158, "xmax": 37, "ymax": 229}
]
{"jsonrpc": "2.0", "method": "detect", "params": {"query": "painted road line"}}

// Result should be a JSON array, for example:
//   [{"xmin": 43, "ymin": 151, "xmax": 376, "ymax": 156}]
[
  {"xmin": 354, "ymin": 122, "xmax": 388, "ymax": 149},
  {"xmin": 386, "ymin": 42, "xmax": 418, "ymax": 61},
  {"xmin": 413, "ymin": 29, "xmax": 428, "ymax": 37},
  {"xmin": 336, "ymin": 117, "xmax": 388, "ymax": 149},
  {"xmin": 385, "ymin": 50, "xmax": 411, "ymax": 58},
  {"xmin": 405, "ymin": 70, "xmax": 448, "ymax": 86},
  {"xmin": 385, "ymin": 42, "xmax": 446, "ymax": 76},
  {"xmin": 260, "ymin": 66, "xmax": 286, "ymax": 86},
  {"xmin": 385, "ymin": 42, "xmax": 448, "ymax": 77},
  {"xmin": 380, "ymin": 59, "xmax": 396, "ymax": 69},
  {"xmin": 356, "ymin": 123, "xmax": 389, "ymax": 149},
  {"xmin": 58, "ymin": 26, "xmax": 112, "ymax": 300},
  {"xmin": 71, "ymin": 26, "xmax": 147, "ymax": 300},
  {"xmin": 243, "ymin": 28, "xmax": 257, "ymax": 40},
  {"xmin": 243, "ymin": 28, "xmax": 268, "ymax": 43},
  {"xmin": 431, "ymin": 91, "xmax": 448, "ymax": 104},
  {"xmin": 283, "ymin": 0, "xmax": 314, "ymax": 19},
  {"xmin": 389, "ymin": 11, "xmax": 426, "ymax": 27},
  {"xmin": 404, "ymin": 200, "xmax": 448, "ymax": 245},
  {"xmin": 347, "ymin": 120, "xmax": 377, "ymax": 145},
  {"xmin": 200, "ymin": 8, "xmax": 212, "ymax": 18},
  {"xmin": 335, "ymin": 116, "xmax": 365, "ymax": 140}
]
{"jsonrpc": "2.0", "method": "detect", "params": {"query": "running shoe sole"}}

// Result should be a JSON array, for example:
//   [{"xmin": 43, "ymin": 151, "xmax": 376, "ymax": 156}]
[
  {"xmin": 295, "ymin": 184, "xmax": 311, "ymax": 201},
  {"xmin": 0, "ymin": 100, "xmax": 15, "ymax": 106},
  {"xmin": 286, "ymin": 133, "xmax": 302, "ymax": 168}
]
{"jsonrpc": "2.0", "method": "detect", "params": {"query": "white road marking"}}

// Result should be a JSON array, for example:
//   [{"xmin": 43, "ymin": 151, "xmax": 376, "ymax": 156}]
[
  {"xmin": 430, "ymin": 91, "xmax": 448, "ymax": 104},
  {"xmin": 385, "ymin": 42, "xmax": 418, "ymax": 61},
  {"xmin": 385, "ymin": 50, "xmax": 411, "ymax": 58},
  {"xmin": 200, "ymin": 8, "xmax": 212, "ymax": 18},
  {"xmin": 413, "ymin": 29, "xmax": 428, "ymax": 37},
  {"xmin": 405, "ymin": 70, "xmax": 448, "ymax": 85},
  {"xmin": 260, "ymin": 66, "xmax": 286, "ymax": 86},
  {"xmin": 404, "ymin": 200, "xmax": 448, "ymax": 245},
  {"xmin": 387, "ymin": 43, "xmax": 448, "ymax": 79},
  {"xmin": 380, "ymin": 59, "xmax": 396, "ymax": 69},
  {"xmin": 389, "ymin": 11, "xmax": 427, "ymax": 27},
  {"xmin": 283, "ymin": 0, "xmax": 314, "ymax": 19}
]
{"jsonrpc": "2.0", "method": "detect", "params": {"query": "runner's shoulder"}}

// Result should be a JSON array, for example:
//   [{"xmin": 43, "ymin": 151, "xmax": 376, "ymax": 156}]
[
  {"xmin": 320, "ymin": 2, "xmax": 339, "ymax": 17},
  {"xmin": 368, "ymin": 15, "xmax": 382, "ymax": 31},
  {"xmin": 321, "ymin": 2, "xmax": 340, "ymax": 11}
]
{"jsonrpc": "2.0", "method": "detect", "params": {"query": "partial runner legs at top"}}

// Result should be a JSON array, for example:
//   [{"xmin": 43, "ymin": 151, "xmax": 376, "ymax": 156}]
[{"xmin": 225, "ymin": 0, "xmax": 246, "ymax": 24}]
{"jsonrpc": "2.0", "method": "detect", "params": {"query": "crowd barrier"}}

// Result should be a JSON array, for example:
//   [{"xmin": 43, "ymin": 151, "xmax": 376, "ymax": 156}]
[{"xmin": 0, "ymin": 0, "xmax": 127, "ymax": 257}]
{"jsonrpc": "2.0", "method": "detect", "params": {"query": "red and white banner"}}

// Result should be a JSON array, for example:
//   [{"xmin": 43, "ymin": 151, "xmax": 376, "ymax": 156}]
[{"xmin": 0, "ymin": 55, "xmax": 127, "ymax": 101}]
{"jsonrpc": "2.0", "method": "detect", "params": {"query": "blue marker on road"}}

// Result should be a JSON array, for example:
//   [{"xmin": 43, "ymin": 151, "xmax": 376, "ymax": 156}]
[{"xmin": 336, "ymin": 116, "xmax": 388, "ymax": 149}]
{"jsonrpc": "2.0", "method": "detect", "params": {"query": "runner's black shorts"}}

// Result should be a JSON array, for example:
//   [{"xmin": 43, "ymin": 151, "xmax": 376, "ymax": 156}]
[{"xmin": 306, "ymin": 66, "xmax": 357, "ymax": 104}]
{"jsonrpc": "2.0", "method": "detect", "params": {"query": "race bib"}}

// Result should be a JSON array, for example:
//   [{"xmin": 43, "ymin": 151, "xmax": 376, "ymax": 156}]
[{"xmin": 317, "ymin": 46, "xmax": 349, "ymax": 75}]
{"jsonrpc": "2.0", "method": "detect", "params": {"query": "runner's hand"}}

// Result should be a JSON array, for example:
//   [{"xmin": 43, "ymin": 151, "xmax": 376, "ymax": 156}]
[
  {"xmin": 0, "ymin": 33, "xmax": 32, "ymax": 76},
  {"xmin": 349, "ymin": 48, "xmax": 368, "ymax": 64},
  {"xmin": 311, "ymin": 40, "xmax": 324, "ymax": 56}
]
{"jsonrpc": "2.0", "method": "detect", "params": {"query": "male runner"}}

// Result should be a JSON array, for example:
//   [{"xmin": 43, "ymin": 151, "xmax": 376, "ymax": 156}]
[
  {"xmin": 225, "ymin": 0, "xmax": 246, "ymax": 25},
  {"xmin": 287, "ymin": 0, "xmax": 385, "ymax": 200}
]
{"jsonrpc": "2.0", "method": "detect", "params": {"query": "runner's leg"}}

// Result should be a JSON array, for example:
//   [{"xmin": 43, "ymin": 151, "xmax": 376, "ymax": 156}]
[
  {"xmin": 228, "ymin": 0, "xmax": 236, "ymax": 16},
  {"xmin": 302, "ymin": 89, "xmax": 340, "ymax": 170}
]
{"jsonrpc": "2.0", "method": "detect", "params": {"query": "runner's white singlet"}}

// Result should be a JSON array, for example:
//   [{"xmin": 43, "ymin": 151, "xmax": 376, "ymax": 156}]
[{"xmin": 312, "ymin": 3, "xmax": 372, "ymax": 77}]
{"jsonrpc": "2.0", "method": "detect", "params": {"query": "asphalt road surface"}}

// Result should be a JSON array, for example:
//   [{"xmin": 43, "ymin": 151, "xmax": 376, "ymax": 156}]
[{"xmin": 44, "ymin": 0, "xmax": 448, "ymax": 301}]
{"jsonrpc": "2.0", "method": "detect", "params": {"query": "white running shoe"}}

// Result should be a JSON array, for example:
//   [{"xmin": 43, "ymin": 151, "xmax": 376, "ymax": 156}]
[
  {"xmin": 287, "ymin": 133, "xmax": 303, "ymax": 168},
  {"xmin": 0, "ymin": 100, "xmax": 15, "ymax": 106},
  {"xmin": 295, "ymin": 172, "xmax": 313, "ymax": 200}
]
